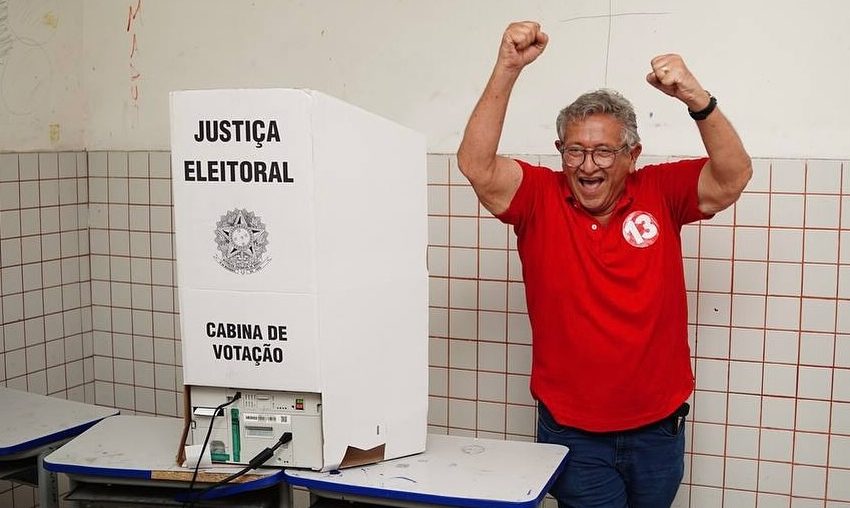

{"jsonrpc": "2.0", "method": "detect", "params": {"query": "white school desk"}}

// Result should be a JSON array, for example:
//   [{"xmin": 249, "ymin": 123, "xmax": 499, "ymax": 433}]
[
  {"xmin": 44, "ymin": 415, "xmax": 289, "ymax": 507},
  {"xmin": 285, "ymin": 434, "xmax": 569, "ymax": 508},
  {"xmin": 0, "ymin": 387, "xmax": 119, "ymax": 508}
]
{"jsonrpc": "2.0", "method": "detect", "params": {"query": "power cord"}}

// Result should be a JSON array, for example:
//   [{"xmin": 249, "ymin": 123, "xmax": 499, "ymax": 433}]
[
  {"xmin": 183, "ymin": 391, "xmax": 242, "ymax": 506},
  {"xmin": 181, "ymin": 431, "xmax": 293, "ymax": 505}
]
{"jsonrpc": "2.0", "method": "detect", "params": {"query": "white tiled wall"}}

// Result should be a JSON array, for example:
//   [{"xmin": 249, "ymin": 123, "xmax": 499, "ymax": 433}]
[
  {"xmin": 2, "ymin": 151, "xmax": 850, "ymax": 507},
  {"xmin": 0, "ymin": 152, "xmax": 93, "ymax": 400},
  {"xmin": 0, "ymin": 151, "xmax": 183, "ymax": 508},
  {"xmin": 86, "ymin": 151, "xmax": 182, "ymax": 417},
  {"xmin": 0, "ymin": 152, "xmax": 95, "ymax": 507}
]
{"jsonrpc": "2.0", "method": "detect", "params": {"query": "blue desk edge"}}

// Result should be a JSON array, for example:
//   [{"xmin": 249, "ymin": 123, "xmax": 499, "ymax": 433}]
[
  {"xmin": 44, "ymin": 458, "xmax": 286, "ymax": 499},
  {"xmin": 0, "ymin": 412, "xmax": 118, "ymax": 457}
]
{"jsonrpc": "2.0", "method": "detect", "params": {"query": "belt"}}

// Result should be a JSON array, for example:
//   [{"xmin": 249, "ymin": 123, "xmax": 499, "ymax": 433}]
[
  {"xmin": 540, "ymin": 401, "xmax": 690, "ymax": 435},
  {"xmin": 605, "ymin": 401, "xmax": 690, "ymax": 434}
]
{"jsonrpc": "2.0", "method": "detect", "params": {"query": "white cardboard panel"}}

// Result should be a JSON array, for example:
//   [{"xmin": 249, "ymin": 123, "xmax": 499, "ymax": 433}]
[
  {"xmin": 179, "ymin": 288, "xmax": 321, "ymax": 392},
  {"xmin": 318, "ymin": 277, "xmax": 429, "ymax": 467},
  {"xmin": 310, "ymin": 92, "xmax": 428, "ymax": 467},
  {"xmin": 170, "ymin": 89, "xmax": 318, "ymax": 294}
]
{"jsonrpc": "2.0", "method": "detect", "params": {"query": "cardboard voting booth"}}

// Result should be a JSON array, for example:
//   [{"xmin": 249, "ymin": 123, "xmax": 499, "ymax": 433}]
[{"xmin": 169, "ymin": 89, "xmax": 428, "ymax": 471}]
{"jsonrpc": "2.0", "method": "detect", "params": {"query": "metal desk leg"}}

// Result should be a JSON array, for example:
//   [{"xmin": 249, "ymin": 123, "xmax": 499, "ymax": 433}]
[
  {"xmin": 66, "ymin": 476, "xmax": 81, "ymax": 508},
  {"xmin": 37, "ymin": 447, "xmax": 59, "ymax": 508},
  {"xmin": 279, "ymin": 480, "xmax": 293, "ymax": 508}
]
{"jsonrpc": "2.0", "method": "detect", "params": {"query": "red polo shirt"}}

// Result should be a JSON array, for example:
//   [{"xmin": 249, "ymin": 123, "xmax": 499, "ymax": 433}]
[{"xmin": 498, "ymin": 158, "xmax": 710, "ymax": 432}]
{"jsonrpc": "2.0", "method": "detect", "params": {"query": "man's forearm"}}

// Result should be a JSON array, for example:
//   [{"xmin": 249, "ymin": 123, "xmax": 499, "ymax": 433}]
[
  {"xmin": 697, "ymin": 105, "xmax": 752, "ymax": 205},
  {"xmin": 455, "ymin": 21, "xmax": 547, "ymax": 215},
  {"xmin": 457, "ymin": 66, "xmax": 520, "ymax": 184}
]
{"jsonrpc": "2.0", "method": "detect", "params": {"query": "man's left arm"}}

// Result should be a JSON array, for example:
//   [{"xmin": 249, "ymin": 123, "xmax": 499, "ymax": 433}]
[{"xmin": 646, "ymin": 54, "xmax": 752, "ymax": 215}]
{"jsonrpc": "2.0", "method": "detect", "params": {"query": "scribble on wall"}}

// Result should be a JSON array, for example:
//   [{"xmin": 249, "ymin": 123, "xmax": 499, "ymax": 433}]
[
  {"xmin": 0, "ymin": 0, "xmax": 12, "ymax": 65},
  {"xmin": 127, "ymin": 0, "xmax": 142, "ymax": 107},
  {"xmin": 0, "ymin": 0, "xmax": 56, "ymax": 116}
]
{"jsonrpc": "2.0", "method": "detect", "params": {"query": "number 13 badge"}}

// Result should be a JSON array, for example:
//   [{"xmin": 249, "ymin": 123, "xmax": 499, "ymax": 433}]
[{"xmin": 622, "ymin": 210, "xmax": 659, "ymax": 248}]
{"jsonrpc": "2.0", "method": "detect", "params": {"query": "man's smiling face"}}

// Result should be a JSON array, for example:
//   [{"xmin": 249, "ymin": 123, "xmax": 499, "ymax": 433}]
[{"xmin": 557, "ymin": 113, "xmax": 642, "ymax": 223}]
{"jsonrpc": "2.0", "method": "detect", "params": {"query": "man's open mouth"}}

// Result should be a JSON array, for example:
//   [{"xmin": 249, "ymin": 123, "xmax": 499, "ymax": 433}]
[{"xmin": 578, "ymin": 176, "xmax": 604, "ymax": 190}]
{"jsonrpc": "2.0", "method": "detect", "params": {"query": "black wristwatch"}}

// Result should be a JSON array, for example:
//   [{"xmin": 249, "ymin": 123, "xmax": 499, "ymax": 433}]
[{"xmin": 688, "ymin": 94, "xmax": 717, "ymax": 121}]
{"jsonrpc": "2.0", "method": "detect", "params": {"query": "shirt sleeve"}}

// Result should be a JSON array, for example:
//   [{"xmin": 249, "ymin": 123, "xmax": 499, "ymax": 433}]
[
  {"xmin": 496, "ymin": 159, "xmax": 550, "ymax": 227},
  {"xmin": 642, "ymin": 158, "xmax": 712, "ymax": 226}
]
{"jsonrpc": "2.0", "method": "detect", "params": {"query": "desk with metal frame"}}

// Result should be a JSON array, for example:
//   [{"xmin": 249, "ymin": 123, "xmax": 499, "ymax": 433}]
[
  {"xmin": 0, "ymin": 387, "xmax": 119, "ymax": 508},
  {"xmin": 44, "ymin": 415, "xmax": 289, "ymax": 507},
  {"xmin": 285, "ymin": 433, "xmax": 569, "ymax": 508},
  {"xmin": 42, "ymin": 415, "xmax": 568, "ymax": 507}
]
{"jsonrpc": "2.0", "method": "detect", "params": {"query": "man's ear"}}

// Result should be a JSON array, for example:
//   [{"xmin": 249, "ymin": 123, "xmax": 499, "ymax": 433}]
[
  {"xmin": 628, "ymin": 143, "xmax": 643, "ymax": 173},
  {"xmin": 554, "ymin": 139, "xmax": 563, "ymax": 152}
]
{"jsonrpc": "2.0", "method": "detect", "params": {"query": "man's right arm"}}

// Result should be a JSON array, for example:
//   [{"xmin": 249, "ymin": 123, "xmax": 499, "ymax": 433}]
[{"xmin": 456, "ymin": 22, "xmax": 548, "ymax": 216}]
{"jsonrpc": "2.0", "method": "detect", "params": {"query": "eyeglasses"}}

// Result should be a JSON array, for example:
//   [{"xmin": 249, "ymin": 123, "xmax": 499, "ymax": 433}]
[{"xmin": 558, "ymin": 144, "xmax": 628, "ymax": 169}]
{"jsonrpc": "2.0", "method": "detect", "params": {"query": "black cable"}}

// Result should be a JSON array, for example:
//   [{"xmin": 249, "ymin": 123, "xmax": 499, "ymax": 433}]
[
  {"xmin": 182, "ymin": 431, "xmax": 293, "ymax": 505},
  {"xmin": 183, "ymin": 391, "xmax": 241, "ymax": 507}
]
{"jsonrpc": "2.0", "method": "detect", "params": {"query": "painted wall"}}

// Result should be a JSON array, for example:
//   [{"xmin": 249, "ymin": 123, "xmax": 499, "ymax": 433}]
[
  {"xmin": 2, "ymin": 1, "xmax": 850, "ymax": 158},
  {"xmin": 0, "ymin": 0, "xmax": 85, "ymax": 150}
]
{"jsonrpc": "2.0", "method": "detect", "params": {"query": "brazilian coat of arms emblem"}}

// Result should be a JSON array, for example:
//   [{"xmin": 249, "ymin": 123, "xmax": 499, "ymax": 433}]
[{"xmin": 214, "ymin": 209, "xmax": 270, "ymax": 274}]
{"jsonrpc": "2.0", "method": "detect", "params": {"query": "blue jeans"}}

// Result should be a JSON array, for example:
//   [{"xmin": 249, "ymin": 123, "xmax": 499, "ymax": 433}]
[{"xmin": 537, "ymin": 403, "xmax": 686, "ymax": 508}]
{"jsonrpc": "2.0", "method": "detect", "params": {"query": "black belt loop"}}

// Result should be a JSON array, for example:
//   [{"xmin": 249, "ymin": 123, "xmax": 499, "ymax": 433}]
[{"xmin": 670, "ymin": 402, "xmax": 690, "ymax": 434}]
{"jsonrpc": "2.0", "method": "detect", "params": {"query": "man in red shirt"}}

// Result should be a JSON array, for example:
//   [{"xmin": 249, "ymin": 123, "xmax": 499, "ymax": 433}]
[{"xmin": 457, "ymin": 21, "xmax": 751, "ymax": 507}]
